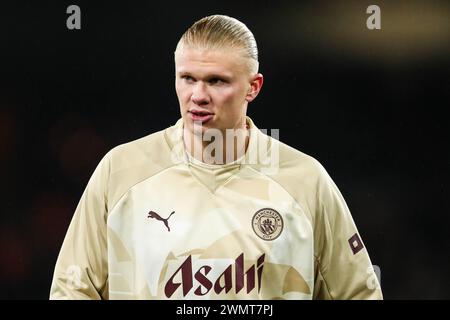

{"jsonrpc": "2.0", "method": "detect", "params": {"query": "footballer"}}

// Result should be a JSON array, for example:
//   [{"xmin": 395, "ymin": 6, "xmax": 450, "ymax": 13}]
[{"xmin": 50, "ymin": 15, "xmax": 382, "ymax": 300}]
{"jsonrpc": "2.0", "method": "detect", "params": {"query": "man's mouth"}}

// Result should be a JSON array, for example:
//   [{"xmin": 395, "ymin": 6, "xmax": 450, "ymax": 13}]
[{"xmin": 188, "ymin": 109, "xmax": 214, "ymax": 123}]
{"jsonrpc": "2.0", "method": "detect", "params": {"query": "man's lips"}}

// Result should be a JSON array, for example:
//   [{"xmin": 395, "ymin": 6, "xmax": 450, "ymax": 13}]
[{"xmin": 188, "ymin": 110, "xmax": 214, "ymax": 122}]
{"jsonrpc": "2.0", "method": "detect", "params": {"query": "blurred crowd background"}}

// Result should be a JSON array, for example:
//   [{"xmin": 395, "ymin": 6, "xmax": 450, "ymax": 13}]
[{"xmin": 1, "ymin": 0, "xmax": 449, "ymax": 299}]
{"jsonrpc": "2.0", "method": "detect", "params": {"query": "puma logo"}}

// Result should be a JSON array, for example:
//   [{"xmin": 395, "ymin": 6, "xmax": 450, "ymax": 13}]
[{"xmin": 147, "ymin": 210, "xmax": 175, "ymax": 232}]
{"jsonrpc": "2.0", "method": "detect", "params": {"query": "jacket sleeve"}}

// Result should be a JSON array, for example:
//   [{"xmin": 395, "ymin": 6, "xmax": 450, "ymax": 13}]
[
  {"xmin": 312, "ymin": 165, "xmax": 383, "ymax": 300},
  {"xmin": 50, "ymin": 153, "xmax": 110, "ymax": 300}
]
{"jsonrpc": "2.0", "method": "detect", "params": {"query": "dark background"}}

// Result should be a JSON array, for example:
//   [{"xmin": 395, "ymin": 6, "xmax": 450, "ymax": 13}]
[{"xmin": 1, "ymin": 0, "xmax": 449, "ymax": 299}]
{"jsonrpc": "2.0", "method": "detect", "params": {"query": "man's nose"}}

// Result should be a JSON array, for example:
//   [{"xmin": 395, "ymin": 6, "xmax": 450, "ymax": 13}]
[{"xmin": 191, "ymin": 82, "xmax": 210, "ymax": 105}]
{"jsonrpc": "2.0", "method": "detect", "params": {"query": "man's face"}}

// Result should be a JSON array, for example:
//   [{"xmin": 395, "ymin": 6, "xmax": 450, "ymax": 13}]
[{"xmin": 175, "ymin": 45, "xmax": 260, "ymax": 134}]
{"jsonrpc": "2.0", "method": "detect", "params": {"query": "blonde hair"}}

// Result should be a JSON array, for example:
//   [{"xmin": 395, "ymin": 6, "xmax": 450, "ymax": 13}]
[{"xmin": 176, "ymin": 15, "xmax": 259, "ymax": 74}]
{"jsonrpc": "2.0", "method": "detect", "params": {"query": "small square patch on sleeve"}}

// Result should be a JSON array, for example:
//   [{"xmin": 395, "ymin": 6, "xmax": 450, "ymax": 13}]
[{"xmin": 348, "ymin": 233, "xmax": 364, "ymax": 254}]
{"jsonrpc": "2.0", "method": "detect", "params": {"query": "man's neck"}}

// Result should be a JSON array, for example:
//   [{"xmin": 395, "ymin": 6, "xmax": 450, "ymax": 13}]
[{"xmin": 183, "ymin": 121, "xmax": 250, "ymax": 165}]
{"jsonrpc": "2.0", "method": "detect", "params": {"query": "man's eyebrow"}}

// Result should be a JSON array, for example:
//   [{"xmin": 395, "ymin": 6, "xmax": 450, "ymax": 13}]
[
  {"xmin": 177, "ymin": 71, "xmax": 192, "ymax": 76},
  {"xmin": 206, "ymin": 74, "xmax": 232, "ymax": 80}
]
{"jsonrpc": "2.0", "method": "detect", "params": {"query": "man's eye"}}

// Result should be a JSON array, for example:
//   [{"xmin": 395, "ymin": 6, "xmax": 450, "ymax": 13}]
[
  {"xmin": 209, "ymin": 78, "xmax": 224, "ymax": 85},
  {"xmin": 182, "ymin": 75, "xmax": 195, "ymax": 82}
]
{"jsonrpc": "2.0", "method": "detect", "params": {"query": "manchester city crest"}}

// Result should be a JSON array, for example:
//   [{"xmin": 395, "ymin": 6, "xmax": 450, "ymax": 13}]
[{"xmin": 252, "ymin": 208, "xmax": 284, "ymax": 241}]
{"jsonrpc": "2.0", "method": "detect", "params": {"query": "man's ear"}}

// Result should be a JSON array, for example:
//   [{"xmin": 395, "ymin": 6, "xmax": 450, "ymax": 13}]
[{"xmin": 246, "ymin": 73, "xmax": 264, "ymax": 102}]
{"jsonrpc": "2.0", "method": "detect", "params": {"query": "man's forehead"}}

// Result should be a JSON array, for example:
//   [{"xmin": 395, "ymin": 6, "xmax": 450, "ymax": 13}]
[{"xmin": 175, "ymin": 46, "xmax": 247, "ymax": 76}]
